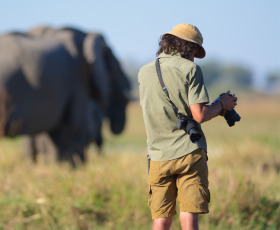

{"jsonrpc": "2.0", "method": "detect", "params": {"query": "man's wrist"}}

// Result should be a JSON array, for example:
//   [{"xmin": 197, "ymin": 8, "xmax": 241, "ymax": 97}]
[{"xmin": 217, "ymin": 99, "xmax": 224, "ymax": 114}]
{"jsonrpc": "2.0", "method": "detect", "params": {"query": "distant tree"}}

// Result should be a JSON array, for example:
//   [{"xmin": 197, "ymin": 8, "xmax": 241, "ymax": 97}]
[
  {"xmin": 121, "ymin": 58, "xmax": 145, "ymax": 99},
  {"xmin": 221, "ymin": 65, "xmax": 253, "ymax": 87},
  {"xmin": 199, "ymin": 60, "xmax": 253, "ymax": 88},
  {"xmin": 267, "ymin": 71, "xmax": 280, "ymax": 83},
  {"xmin": 266, "ymin": 71, "xmax": 280, "ymax": 93},
  {"xmin": 199, "ymin": 61, "xmax": 222, "ymax": 87},
  {"xmin": 121, "ymin": 58, "xmax": 255, "ymax": 98}
]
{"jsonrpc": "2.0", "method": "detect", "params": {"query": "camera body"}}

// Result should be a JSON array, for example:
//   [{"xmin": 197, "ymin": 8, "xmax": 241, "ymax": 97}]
[
  {"xmin": 212, "ymin": 93, "xmax": 241, "ymax": 127},
  {"xmin": 176, "ymin": 115, "xmax": 201, "ymax": 143}
]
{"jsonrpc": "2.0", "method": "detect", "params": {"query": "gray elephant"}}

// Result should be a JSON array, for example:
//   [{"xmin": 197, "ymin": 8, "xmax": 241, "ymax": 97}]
[{"xmin": 0, "ymin": 26, "xmax": 130, "ymax": 165}]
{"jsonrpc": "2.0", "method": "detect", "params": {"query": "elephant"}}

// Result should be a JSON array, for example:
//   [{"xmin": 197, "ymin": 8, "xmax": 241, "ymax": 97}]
[{"xmin": 0, "ymin": 26, "xmax": 130, "ymax": 165}]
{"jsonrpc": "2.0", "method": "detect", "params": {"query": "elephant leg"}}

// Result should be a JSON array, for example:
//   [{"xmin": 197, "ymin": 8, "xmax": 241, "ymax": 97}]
[
  {"xmin": 74, "ymin": 144, "xmax": 86, "ymax": 163},
  {"xmin": 60, "ymin": 149, "xmax": 75, "ymax": 166},
  {"xmin": 30, "ymin": 136, "xmax": 37, "ymax": 163},
  {"xmin": 48, "ymin": 90, "xmax": 88, "ymax": 167},
  {"xmin": 48, "ymin": 128, "xmax": 64, "ymax": 163},
  {"xmin": 36, "ymin": 133, "xmax": 58, "ymax": 163},
  {"xmin": 49, "ymin": 127, "xmax": 86, "ymax": 167},
  {"xmin": 23, "ymin": 135, "xmax": 38, "ymax": 163},
  {"xmin": 97, "ymin": 146, "xmax": 103, "ymax": 155}
]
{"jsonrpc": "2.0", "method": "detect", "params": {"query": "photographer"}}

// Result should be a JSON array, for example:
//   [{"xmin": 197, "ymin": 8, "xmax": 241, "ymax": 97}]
[{"xmin": 138, "ymin": 23, "xmax": 237, "ymax": 230}]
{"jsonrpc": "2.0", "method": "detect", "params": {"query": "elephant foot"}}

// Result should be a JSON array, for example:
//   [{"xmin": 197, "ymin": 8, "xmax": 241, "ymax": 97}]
[{"xmin": 58, "ymin": 150, "xmax": 86, "ymax": 168}]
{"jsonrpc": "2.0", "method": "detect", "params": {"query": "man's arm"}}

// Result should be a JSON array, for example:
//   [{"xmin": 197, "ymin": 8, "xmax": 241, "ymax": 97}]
[{"xmin": 190, "ymin": 91, "xmax": 238, "ymax": 123}]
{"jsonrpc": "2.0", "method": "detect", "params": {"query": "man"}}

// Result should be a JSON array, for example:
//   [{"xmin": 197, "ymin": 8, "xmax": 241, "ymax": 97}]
[{"xmin": 138, "ymin": 24, "xmax": 237, "ymax": 230}]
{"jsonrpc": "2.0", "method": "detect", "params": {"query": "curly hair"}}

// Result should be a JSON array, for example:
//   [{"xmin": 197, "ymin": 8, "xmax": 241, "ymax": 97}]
[{"xmin": 156, "ymin": 34, "xmax": 198, "ymax": 59}]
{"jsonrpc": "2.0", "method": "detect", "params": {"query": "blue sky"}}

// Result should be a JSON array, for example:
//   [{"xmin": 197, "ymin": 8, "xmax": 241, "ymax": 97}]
[{"xmin": 1, "ymin": 0, "xmax": 279, "ymax": 87}]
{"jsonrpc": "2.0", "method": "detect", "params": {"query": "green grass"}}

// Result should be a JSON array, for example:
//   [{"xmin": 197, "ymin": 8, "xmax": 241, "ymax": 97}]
[{"xmin": 0, "ymin": 94, "xmax": 279, "ymax": 229}]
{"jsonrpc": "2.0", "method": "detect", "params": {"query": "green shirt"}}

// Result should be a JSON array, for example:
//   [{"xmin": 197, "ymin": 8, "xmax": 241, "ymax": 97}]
[{"xmin": 138, "ymin": 53, "xmax": 209, "ymax": 161}]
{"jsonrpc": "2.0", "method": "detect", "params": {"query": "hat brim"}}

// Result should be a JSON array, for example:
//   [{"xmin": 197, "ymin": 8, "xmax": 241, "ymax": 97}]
[{"xmin": 164, "ymin": 31, "xmax": 206, "ymax": 59}]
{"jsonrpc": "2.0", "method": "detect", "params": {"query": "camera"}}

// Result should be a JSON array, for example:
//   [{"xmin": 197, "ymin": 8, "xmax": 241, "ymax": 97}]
[
  {"xmin": 212, "ymin": 93, "xmax": 241, "ymax": 127},
  {"xmin": 176, "ymin": 115, "xmax": 201, "ymax": 143}
]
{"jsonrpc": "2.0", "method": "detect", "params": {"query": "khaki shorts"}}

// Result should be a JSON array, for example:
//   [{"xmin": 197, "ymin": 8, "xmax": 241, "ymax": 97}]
[{"xmin": 148, "ymin": 148, "xmax": 210, "ymax": 220}]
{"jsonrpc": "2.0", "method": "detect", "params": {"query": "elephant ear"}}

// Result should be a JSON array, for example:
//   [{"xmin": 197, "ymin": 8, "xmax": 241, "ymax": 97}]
[
  {"xmin": 83, "ymin": 33, "xmax": 111, "ymax": 109},
  {"xmin": 105, "ymin": 47, "xmax": 131, "ymax": 94}
]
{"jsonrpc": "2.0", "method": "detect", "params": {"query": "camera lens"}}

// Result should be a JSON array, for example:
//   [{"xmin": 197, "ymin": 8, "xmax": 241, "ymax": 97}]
[
  {"xmin": 185, "ymin": 119, "xmax": 202, "ymax": 143},
  {"xmin": 224, "ymin": 109, "xmax": 241, "ymax": 127},
  {"xmin": 189, "ymin": 130, "xmax": 201, "ymax": 143}
]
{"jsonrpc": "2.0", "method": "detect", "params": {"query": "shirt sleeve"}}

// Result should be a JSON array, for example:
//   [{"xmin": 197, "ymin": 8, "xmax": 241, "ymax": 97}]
[{"xmin": 188, "ymin": 65, "xmax": 209, "ymax": 105}]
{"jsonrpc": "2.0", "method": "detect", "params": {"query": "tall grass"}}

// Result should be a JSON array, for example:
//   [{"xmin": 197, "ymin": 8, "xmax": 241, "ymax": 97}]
[{"xmin": 0, "ymin": 94, "xmax": 279, "ymax": 229}]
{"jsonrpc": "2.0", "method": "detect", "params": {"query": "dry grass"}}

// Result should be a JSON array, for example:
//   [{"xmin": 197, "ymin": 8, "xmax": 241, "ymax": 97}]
[{"xmin": 0, "ymin": 94, "xmax": 279, "ymax": 230}]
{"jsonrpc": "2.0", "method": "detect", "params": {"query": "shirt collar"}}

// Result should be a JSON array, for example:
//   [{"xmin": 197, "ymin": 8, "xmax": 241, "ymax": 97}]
[{"xmin": 157, "ymin": 52, "xmax": 181, "ymax": 59}]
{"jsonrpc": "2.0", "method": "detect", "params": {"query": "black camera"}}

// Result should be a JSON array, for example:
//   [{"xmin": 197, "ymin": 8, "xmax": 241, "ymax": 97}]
[
  {"xmin": 212, "ymin": 93, "xmax": 241, "ymax": 127},
  {"xmin": 176, "ymin": 115, "xmax": 201, "ymax": 143}
]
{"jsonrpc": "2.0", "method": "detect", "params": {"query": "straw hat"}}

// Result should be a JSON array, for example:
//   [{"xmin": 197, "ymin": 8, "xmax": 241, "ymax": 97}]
[{"xmin": 164, "ymin": 23, "xmax": 206, "ymax": 58}]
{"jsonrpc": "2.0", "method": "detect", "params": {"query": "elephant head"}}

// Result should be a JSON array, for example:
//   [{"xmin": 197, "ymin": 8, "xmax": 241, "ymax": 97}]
[{"xmin": 83, "ymin": 33, "xmax": 131, "ymax": 134}]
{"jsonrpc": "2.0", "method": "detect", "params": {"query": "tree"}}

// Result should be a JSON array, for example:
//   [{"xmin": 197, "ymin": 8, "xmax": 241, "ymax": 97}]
[
  {"xmin": 266, "ymin": 71, "xmax": 280, "ymax": 93},
  {"xmin": 267, "ymin": 71, "xmax": 280, "ymax": 84},
  {"xmin": 199, "ymin": 61, "xmax": 222, "ymax": 87},
  {"xmin": 199, "ymin": 60, "xmax": 253, "ymax": 88}
]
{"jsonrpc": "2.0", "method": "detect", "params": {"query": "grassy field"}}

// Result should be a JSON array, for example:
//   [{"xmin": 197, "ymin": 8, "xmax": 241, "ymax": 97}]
[{"xmin": 0, "ymin": 93, "xmax": 280, "ymax": 230}]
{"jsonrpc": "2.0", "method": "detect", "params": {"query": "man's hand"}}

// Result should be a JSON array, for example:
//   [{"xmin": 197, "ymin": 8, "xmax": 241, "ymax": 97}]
[
  {"xmin": 219, "ymin": 91, "xmax": 238, "ymax": 113},
  {"xmin": 190, "ymin": 91, "xmax": 238, "ymax": 123}
]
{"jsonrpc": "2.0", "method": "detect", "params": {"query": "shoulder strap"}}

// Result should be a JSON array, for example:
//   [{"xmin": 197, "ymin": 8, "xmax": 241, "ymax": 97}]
[
  {"xmin": 155, "ymin": 58, "xmax": 192, "ymax": 118},
  {"xmin": 155, "ymin": 58, "xmax": 169, "ymax": 97},
  {"xmin": 155, "ymin": 58, "xmax": 180, "ymax": 118}
]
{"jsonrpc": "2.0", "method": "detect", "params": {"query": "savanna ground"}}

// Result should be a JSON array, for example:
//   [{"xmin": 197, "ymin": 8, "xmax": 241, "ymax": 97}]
[{"xmin": 0, "ymin": 93, "xmax": 280, "ymax": 230}]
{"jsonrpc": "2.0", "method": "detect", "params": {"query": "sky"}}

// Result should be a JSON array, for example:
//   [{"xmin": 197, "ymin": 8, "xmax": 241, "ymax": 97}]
[{"xmin": 1, "ymin": 0, "xmax": 279, "ymax": 88}]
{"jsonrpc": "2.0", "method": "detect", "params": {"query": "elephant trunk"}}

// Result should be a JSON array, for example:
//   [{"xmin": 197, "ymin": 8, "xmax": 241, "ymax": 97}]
[{"xmin": 83, "ymin": 33, "xmax": 111, "ymax": 109}]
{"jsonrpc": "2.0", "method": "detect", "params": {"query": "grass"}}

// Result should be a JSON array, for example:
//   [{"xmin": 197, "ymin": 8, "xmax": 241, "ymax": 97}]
[{"xmin": 0, "ymin": 93, "xmax": 279, "ymax": 229}]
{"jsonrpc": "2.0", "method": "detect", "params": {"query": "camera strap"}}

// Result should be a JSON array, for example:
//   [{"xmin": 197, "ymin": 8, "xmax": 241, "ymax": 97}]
[
  {"xmin": 155, "ymin": 58, "xmax": 179, "ymax": 118},
  {"xmin": 155, "ymin": 58, "xmax": 192, "ymax": 119}
]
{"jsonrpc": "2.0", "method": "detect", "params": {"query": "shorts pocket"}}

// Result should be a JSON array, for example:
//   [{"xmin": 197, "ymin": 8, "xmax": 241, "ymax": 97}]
[
  {"xmin": 148, "ymin": 185, "xmax": 153, "ymax": 208},
  {"xmin": 197, "ymin": 176, "xmax": 210, "ymax": 203}
]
